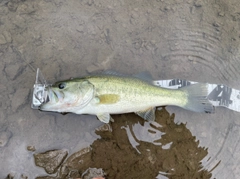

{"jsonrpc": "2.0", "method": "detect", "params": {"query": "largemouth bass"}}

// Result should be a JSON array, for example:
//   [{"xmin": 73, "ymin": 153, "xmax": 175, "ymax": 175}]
[{"xmin": 40, "ymin": 73, "xmax": 214, "ymax": 123}]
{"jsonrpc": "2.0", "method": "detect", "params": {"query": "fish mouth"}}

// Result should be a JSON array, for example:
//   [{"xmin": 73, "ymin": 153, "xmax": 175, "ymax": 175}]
[
  {"xmin": 45, "ymin": 88, "xmax": 57, "ymax": 103},
  {"xmin": 39, "ymin": 87, "xmax": 65, "ymax": 111},
  {"xmin": 47, "ymin": 87, "xmax": 65, "ymax": 103}
]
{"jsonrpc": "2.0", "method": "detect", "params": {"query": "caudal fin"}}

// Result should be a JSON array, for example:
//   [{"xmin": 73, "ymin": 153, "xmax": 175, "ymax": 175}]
[{"xmin": 180, "ymin": 83, "xmax": 215, "ymax": 113}]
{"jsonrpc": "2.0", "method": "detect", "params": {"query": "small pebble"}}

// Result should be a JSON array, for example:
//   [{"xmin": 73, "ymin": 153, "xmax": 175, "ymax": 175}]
[
  {"xmin": 6, "ymin": 173, "xmax": 15, "ymax": 179},
  {"xmin": 27, "ymin": 145, "xmax": 36, "ymax": 152},
  {"xmin": 218, "ymin": 11, "xmax": 225, "ymax": 17}
]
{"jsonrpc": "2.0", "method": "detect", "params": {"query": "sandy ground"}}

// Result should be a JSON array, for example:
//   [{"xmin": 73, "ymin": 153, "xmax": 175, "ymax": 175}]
[{"xmin": 1, "ymin": 0, "xmax": 240, "ymax": 178}]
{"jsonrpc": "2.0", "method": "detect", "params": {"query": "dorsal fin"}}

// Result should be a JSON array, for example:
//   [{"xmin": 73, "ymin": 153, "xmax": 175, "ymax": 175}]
[
  {"xmin": 102, "ymin": 70, "xmax": 154, "ymax": 84},
  {"xmin": 133, "ymin": 71, "xmax": 154, "ymax": 84},
  {"xmin": 101, "ymin": 70, "xmax": 128, "ymax": 77}
]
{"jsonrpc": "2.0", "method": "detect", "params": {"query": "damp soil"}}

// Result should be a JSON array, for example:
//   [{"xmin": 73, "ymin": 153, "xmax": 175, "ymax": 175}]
[{"xmin": 33, "ymin": 108, "xmax": 212, "ymax": 179}]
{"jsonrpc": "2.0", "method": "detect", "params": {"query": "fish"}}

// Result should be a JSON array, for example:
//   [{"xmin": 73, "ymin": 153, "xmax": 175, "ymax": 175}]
[{"xmin": 39, "ymin": 72, "xmax": 214, "ymax": 123}]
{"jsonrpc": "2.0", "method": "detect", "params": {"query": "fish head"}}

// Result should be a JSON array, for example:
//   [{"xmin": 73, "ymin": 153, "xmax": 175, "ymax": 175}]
[{"xmin": 40, "ymin": 79, "xmax": 95, "ymax": 113}]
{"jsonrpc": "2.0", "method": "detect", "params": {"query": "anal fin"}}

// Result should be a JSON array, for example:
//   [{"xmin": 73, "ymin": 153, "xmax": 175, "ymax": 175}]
[{"xmin": 135, "ymin": 107, "xmax": 156, "ymax": 121}]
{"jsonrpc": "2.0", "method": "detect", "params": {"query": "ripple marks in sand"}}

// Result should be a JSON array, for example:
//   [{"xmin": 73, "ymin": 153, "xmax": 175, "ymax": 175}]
[{"xmin": 162, "ymin": 23, "xmax": 239, "ymax": 82}]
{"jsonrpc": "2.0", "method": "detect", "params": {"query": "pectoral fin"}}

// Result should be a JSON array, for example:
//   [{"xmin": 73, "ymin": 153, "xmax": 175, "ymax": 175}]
[
  {"xmin": 97, "ymin": 113, "xmax": 112, "ymax": 123},
  {"xmin": 135, "ymin": 107, "xmax": 156, "ymax": 121}
]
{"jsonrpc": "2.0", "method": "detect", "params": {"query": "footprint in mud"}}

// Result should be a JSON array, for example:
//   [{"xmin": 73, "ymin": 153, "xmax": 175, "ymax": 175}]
[{"xmin": 30, "ymin": 108, "xmax": 213, "ymax": 179}]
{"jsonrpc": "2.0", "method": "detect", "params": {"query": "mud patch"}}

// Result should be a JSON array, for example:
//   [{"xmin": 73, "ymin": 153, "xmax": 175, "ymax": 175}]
[
  {"xmin": 34, "ymin": 149, "xmax": 68, "ymax": 174},
  {"xmin": 34, "ymin": 108, "xmax": 212, "ymax": 179}
]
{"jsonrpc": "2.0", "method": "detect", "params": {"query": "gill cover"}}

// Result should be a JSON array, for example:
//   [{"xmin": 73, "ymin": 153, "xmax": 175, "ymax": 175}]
[
  {"xmin": 77, "ymin": 80, "xmax": 95, "ymax": 108},
  {"xmin": 40, "ymin": 80, "xmax": 95, "ymax": 112}
]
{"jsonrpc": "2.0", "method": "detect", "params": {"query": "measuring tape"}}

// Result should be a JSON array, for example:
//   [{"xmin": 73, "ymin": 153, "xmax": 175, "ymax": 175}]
[
  {"xmin": 153, "ymin": 79, "xmax": 240, "ymax": 112},
  {"xmin": 31, "ymin": 69, "xmax": 240, "ymax": 112}
]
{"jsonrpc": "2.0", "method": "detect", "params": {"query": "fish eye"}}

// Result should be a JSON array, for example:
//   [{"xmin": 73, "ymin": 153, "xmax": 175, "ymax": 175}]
[{"xmin": 58, "ymin": 83, "xmax": 66, "ymax": 89}]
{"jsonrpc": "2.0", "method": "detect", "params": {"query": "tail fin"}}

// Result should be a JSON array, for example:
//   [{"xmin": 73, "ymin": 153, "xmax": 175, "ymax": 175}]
[{"xmin": 180, "ymin": 83, "xmax": 215, "ymax": 113}]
